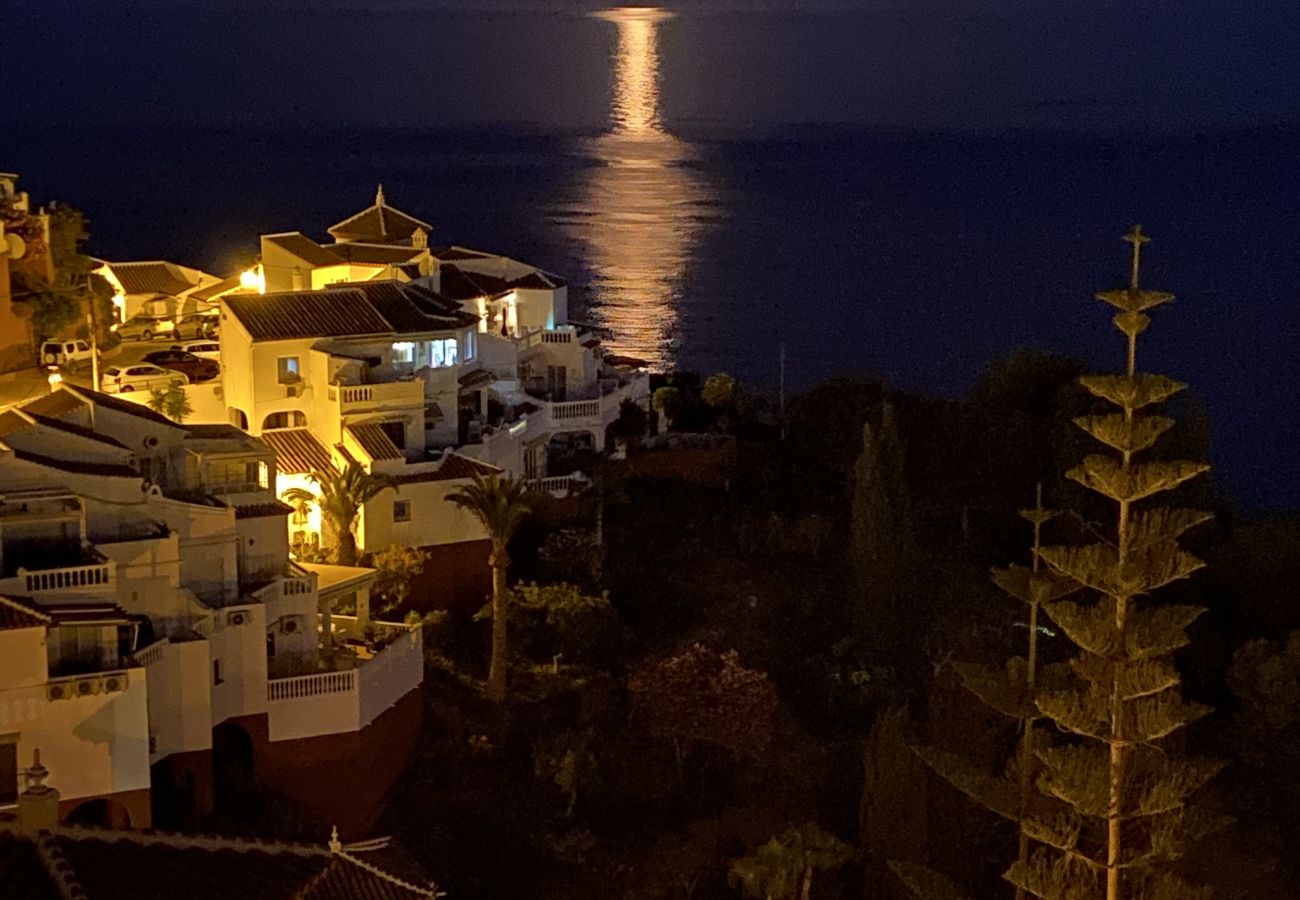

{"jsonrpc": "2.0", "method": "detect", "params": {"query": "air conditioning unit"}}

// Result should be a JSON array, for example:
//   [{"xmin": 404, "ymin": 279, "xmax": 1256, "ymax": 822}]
[
  {"xmin": 102, "ymin": 672, "xmax": 128, "ymax": 693},
  {"xmin": 228, "ymin": 610, "xmax": 249, "ymax": 627},
  {"xmin": 47, "ymin": 682, "xmax": 69, "ymax": 701},
  {"xmin": 285, "ymin": 384, "xmax": 303, "ymax": 398},
  {"xmin": 74, "ymin": 676, "xmax": 101, "ymax": 698},
  {"xmin": 279, "ymin": 615, "xmax": 303, "ymax": 635}
]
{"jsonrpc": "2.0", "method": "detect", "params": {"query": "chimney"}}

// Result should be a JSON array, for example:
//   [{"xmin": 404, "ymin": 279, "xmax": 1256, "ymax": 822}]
[{"xmin": 18, "ymin": 749, "xmax": 61, "ymax": 832}]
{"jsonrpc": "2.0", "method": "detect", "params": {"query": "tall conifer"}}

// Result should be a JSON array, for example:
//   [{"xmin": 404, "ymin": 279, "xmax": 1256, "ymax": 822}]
[
  {"xmin": 892, "ymin": 487, "xmax": 1078, "ymax": 900},
  {"xmin": 1008, "ymin": 226, "xmax": 1221, "ymax": 900}
]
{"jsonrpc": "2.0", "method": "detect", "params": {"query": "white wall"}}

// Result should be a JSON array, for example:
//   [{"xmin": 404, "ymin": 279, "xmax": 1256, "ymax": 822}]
[
  {"xmin": 142, "ymin": 639, "xmax": 213, "ymax": 762},
  {"xmin": 207, "ymin": 605, "xmax": 268, "ymax": 726},
  {"xmin": 0, "ymin": 627, "xmax": 47, "ymax": 690},
  {"xmin": 359, "ymin": 476, "xmax": 488, "ymax": 552},
  {"xmin": 0, "ymin": 669, "xmax": 150, "ymax": 803}
]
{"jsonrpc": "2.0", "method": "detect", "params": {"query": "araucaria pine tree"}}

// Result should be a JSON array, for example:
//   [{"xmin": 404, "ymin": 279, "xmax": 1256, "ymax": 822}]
[
  {"xmin": 1009, "ymin": 226, "xmax": 1221, "ymax": 900},
  {"xmin": 891, "ymin": 486, "xmax": 1079, "ymax": 900}
]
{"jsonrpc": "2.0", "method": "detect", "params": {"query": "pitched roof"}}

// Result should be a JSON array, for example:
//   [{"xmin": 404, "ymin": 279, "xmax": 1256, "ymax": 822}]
[
  {"xmin": 328, "ymin": 243, "xmax": 425, "ymax": 266},
  {"xmin": 225, "ymin": 290, "xmax": 392, "ymax": 340},
  {"xmin": 190, "ymin": 274, "xmax": 244, "ymax": 302},
  {"xmin": 105, "ymin": 261, "xmax": 196, "ymax": 297},
  {"xmin": 328, "ymin": 188, "xmax": 431, "ymax": 245},
  {"xmin": 9, "ymin": 448, "xmax": 140, "ymax": 479},
  {"xmin": 0, "ymin": 595, "xmax": 52, "ymax": 630},
  {"xmin": 509, "ymin": 270, "xmax": 566, "ymax": 290},
  {"xmin": 346, "ymin": 424, "xmax": 403, "ymax": 461},
  {"xmin": 24, "ymin": 412, "xmax": 131, "ymax": 450},
  {"xmin": 258, "ymin": 429, "xmax": 335, "ymax": 475},
  {"xmin": 436, "ymin": 265, "xmax": 510, "ymax": 301},
  {"xmin": 264, "ymin": 233, "xmax": 344, "ymax": 268},
  {"xmin": 431, "ymin": 247, "xmax": 493, "ymax": 262},
  {"xmin": 0, "ymin": 827, "xmax": 440, "ymax": 899},
  {"xmin": 43, "ymin": 600, "xmax": 131, "ymax": 626},
  {"xmin": 394, "ymin": 453, "xmax": 499, "ymax": 484},
  {"xmin": 232, "ymin": 500, "xmax": 295, "ymax": 520},
  {"xmin": 227, "ymin": 282, "xmax": 476, "ymax": 342},
  {"xmin": 60, "ymin": 385, "xmax": 186, "ymax": 430},
  {"xmin": 21, "ymin": 389, "xmax": 87, "ymax": 419}
]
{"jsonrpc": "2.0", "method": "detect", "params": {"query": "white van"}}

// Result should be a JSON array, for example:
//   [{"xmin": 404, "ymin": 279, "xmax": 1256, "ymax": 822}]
[{"xmin": 40, "ymin": 340, "xmax": 95, "ymax": 373}]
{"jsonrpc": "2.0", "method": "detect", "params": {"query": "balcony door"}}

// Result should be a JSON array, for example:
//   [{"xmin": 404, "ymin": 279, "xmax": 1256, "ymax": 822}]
[{"xmin": 546, "ymin": 365, "xmax": 567, "ymax": 402}]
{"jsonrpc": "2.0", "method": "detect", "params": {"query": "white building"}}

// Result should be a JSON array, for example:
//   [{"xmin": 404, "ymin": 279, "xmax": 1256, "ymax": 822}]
[
  {"xmin": 216, "ymin": 190, "xmax": 649, "ymax": 599},
  {"xmin": 0, "ymin": 385, "xmax": 423, "ymax": 833},
  {"xmin": 93, "ymin": 260, "xmax": 229, "ymax": 323}
]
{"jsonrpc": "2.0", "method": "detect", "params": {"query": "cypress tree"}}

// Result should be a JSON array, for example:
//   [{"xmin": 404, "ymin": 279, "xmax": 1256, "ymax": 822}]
[{"xmin": 1008, "ymin": 226, "xmax": 1221, "ymax": 900}]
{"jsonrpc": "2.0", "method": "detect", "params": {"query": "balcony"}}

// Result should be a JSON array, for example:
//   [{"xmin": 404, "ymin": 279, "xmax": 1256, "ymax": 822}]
[
  {"xmin": 329, "ymin": 380, "xmax": 425, "ymax": 413},
  {"xmin": 265, "ymin": 619, "xmax": 422, "ymax": 741},
  {"xmin": 21, "ymin": 561, "xmax": 114, "ymax": 594}
]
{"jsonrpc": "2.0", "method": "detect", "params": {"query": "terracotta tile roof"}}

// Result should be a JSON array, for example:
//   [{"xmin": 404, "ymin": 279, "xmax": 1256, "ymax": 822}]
[
  {"xmin": 431, "ymin": 247, "xmax": 493, "ymax": 261},
  {"xmin": 0, "ymin": 828, "xmax": 440, "ymax": 899},
  {"xmin": 190, "ymin": 274, "xmax": 244, "ymax": 302},
  {"xmin": 61, "ymin": 385, "xmax": 185, "ymax": 430},
  {"xmin": 264, "ymin": 232, "xmax": 343, "ymax": 267},
  {"xmin": 225, "ymin": 290, "xmax": 393, "ymax": 340},
  {"xmin": 24, "ymin": 413, "xmax": 131, "ymax": 450},
  {"xmin": 347, "ymin": 423, "xmax": 403, "ymax": 461},
  {"xmin": 21, "ymin": 389, "xmax": 87, "ymax": 419},
  {"xmin": 105, "ymin": 261, "xmax": 196, "ymax": 296},
  {"xmin": 328, "ymin": 243, "xmax": 425, "ymax": 265},
  {"xmin": 232, "ymin": 500, "xmax": 295, "ymax": 520},
  {"xmin": 0, "ymin": 595, "xmax": 52, "ymax": 630},
  {"xmin": 0, "ymin": 409, "xmax": 28, "ymax": 436},
  {"xmin": 44, "ymin": 600, "xmax": 131, "ymax": 625},
  {"xmin": 0, "ymin": 831, "xmax": 60, "ymax": 899},
  {"xmin": 328, "ymin": 193, "xmax": 431, "ymax": 244},
  {"xmin": 9, "ymin": 449, "xmax": 140, "ymax": 479},
  {"xmin": 437, "ymin": 265, "xmax": 510, "ymax": 301},
  {"xmin": 259, "ymin": 428, "xmax": 334, "ymax": 475},
  {"xmin": 394, "ymin": 453, "xmax": 499, "ymax": 484},
  {"xmin": 334, "ymin": 281, "xmax": 477, "ymax": 332},
  {"xmin": 509, "ymin": 271, "xmax": 566, "ymax": 290}
]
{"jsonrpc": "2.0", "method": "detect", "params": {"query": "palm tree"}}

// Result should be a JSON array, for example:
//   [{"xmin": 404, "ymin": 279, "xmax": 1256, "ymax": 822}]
[
  {"xmin": 446, "ymin": 472, "xmax": 532, "ymax": 702},
  {"xmin": 283, "ymin": 462, "xmax": 397, "ymax": 566}
]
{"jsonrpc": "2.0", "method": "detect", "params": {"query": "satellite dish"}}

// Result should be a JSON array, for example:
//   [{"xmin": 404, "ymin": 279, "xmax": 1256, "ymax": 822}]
[{"xmin": 3, "ymin": 233, "xmax": 25, "ymax": 260}]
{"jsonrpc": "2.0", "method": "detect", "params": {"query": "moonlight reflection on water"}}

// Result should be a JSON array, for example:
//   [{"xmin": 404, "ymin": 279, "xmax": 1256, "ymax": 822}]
[{"xmin": 561, "ymin": 7, "xmax": 717, "ymax": 371}]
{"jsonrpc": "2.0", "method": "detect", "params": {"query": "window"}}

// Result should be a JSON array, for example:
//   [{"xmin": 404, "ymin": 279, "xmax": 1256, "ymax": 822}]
[
  {"xmin": 208, "ymin": 460, "xmax": 262, "ymax": 494},
  {"xmin": 262, "ymin": 411, "xmax": 306, "ymax": 430},
  {"xmin": 0, "ymin": 736, "xmax": 18, "ymax": 805},
  {"xmin": 213, "ymin": 659, "xmax": 224, "ymax": 686},
  {"xmin": 392, "ymin": 341, "xmax": 416, "ymax": 370},
  {"xmin": 380, "ymin": 420, "xmax": 406, "ymax": 450},
  {"xmin": 277, "ymin": 356, "xmax": 300, "ymax": 384},
  {"xmin": 393, "ymin": 500, "xmax": 411, "ymax": 523},
  {"xmin": 430, "ymin": 338, "xmax": 458, "ymax": 368}
]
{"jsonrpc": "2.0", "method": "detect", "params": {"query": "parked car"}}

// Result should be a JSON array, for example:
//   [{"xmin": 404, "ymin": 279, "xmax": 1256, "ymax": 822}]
[
  {"xmin": 169, "ymin": 340, "xmax": 220, "ymax": 361},
  {"xmin": 40, "ymin": 340, "xmax": 94, "ymax": 373},
  {"xmin": 102, "ymin": 364, "xmax": 188, "ymax": 393},
  {"xmin": 112, "ymin": 315, "xmax": 175, "ymax": 342},
  {"xmin": 175, "ymin": 313, "xmax": 219, "ymax": 340},
  {"xmin": 142, "ymin": 350, "xmax": 220, "ymax": 382}
]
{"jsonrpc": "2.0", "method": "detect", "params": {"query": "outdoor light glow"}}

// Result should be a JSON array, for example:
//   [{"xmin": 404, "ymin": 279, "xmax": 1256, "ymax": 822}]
[
  {"xmin": 240, "ymin": 265, "xmax": 266, "ymax": 294},
  {"xmin": 47, "ymin": 371, "xmax": 62, "ymax": 387}
]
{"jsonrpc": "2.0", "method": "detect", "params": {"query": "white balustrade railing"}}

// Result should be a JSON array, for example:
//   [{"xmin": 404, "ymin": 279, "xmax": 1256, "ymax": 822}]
[
  {"xmin": 268, "ymin": 669, "xmax": 356, "ymax": 702},
  {"xmin": 133, "ymin": 639, "xmax": 170, "ymax": 668},
  {"xmin": 524, "ymin": 475, "xmax": 580, "ymax": 496},
  {"xmin": 358, "ymin": 626, "xmax": 422, "ymax": 729},
  {"xmin": 550, "ymin": 399, "xmax": 600, "ymax": 422},
  {"xmin": 20, "ymin": 561, "xmax": 113, "ymax": 593}
]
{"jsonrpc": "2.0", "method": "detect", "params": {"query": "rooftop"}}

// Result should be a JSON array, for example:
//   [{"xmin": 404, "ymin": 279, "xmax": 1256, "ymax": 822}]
[
  {"xmin": 260, "ymin": 428, "xmax": 334, "ymax": 475},
  {"xmin": 0, "ymin": 595, "xmax": 51, "ymax": 631},
  {"xmin": 264, "ymin": 232, "xmax": 346, "ymax": 268},
  {"xmin": 346, "ymin": 424, "xmax": 404, "ymax": 462},
  {"xmin": 226, "ymin": 281, "xmax": 476, "ymax": 342},
  {"xmin": 327, "ymin": 186, "xmax": 431, "ymax": 245},
  {"xmin": 394, "ymin": 453, "xmax": 499, "ymax": 485},
  {"xmin": 102, "ymin": 261, "xmax": 199, "ymax": 297},
  {"xmin": 0, "ymin": 826, "xmax": 440, "ymax": 899}
]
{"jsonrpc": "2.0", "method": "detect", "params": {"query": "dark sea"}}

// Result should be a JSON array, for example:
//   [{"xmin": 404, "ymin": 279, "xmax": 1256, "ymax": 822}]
[{"xmin": 6, "ymin": 3, "xmax": 1299, "ymax": 510}]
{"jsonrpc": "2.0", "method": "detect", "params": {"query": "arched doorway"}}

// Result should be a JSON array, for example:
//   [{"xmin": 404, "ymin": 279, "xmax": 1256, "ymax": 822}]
[
  {"xmin": 65, "ymin": 797, "xmax": 132, "ymax": 829},
  {"xmin": 212, "ymin": 722, "xmax": 255, "ymax": 811}
]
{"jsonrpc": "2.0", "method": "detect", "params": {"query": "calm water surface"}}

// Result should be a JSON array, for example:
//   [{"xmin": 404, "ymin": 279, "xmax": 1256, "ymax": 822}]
[{"xmin": 5, "ymin": 5, "xmax": 1298, "ymax": 509}]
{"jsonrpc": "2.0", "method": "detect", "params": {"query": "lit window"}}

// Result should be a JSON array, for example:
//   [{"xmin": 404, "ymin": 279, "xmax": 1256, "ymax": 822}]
[
  {"xmin": 258, "ymin": 461, "xmax": 269, "ymax": 489},
  {"xmin": 430, "ymin": 338, "xmax": 458, "ymax": 368},
  {"xmin": 393, "ymin": 499, "xmax": 411, "ymax": 523},
  {"xmin": 392, "ymin": 342, "xmax": 415, "ymax": 369},
  {"xmin": 277, "ymin": 357, "xmax": 300, "ymax": 384}
]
